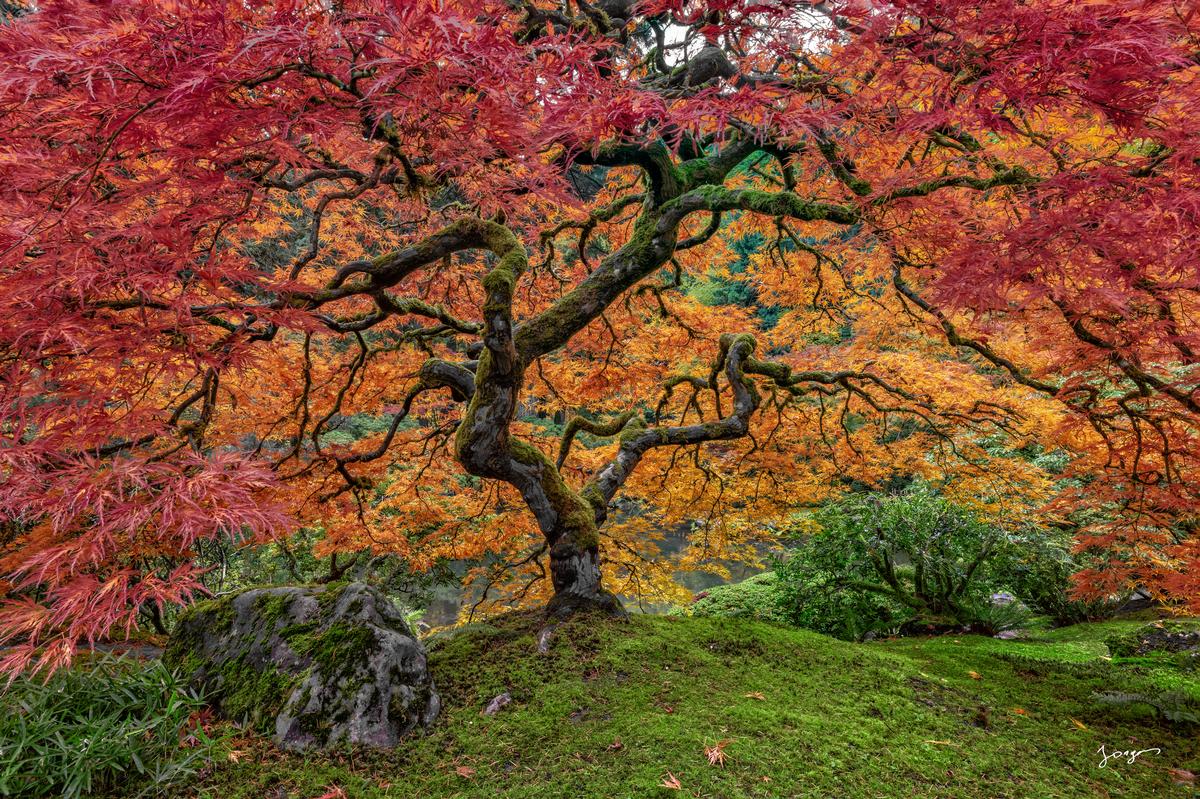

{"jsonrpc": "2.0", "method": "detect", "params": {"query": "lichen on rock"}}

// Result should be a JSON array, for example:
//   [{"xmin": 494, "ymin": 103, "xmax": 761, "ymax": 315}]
[{"xmin": 164, "ymin": 581, "xmax": 440, "ymax": 751}]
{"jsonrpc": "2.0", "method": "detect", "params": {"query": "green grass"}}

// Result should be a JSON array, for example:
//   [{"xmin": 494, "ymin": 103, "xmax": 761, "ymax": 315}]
[
  {"xmin": 2, "ymin": 655, "xmax": 217, "ymax": 799},
  {"xmin": 162, "ymin": 613, "xmax": 1200, "ymax": 799}
]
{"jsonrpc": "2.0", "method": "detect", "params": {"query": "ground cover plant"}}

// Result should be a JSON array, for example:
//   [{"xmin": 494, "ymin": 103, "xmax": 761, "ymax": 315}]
[
  {"xmin": 0, "ymin": 655, "xmax": 217, "ymax": 799},
  {"xmin": 146, "ymin": 613, "xmax": 1200, "ymax": 799}
]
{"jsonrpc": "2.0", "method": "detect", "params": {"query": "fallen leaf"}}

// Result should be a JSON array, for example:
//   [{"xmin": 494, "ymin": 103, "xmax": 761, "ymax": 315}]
[
  {"xmin": 743, "ymin": 691, "xmax": 766, "ymax": 700},
  {"xmin": 1011, "ymin": 707, "xmax": 1028, "ymax": 716},
  {"xmin": 608, "ymin": 738, "xmax": 624, "ymax": 751},
  {"xmin": 1170, "ymin": 768, "xmax": 1195, "ymax": 785},
  {"xmin": 1070, "ymin": 718, "xmax": 1088, "ymax": 730},
  {"xmin": 455, "ymin": 766, "xmax": 476, "ymax": 779},
  {"xmin": 704, "ymin": 739, "xmax": 732, "ymax": 766},
  {"xmin": 309, "ymin": 788, "xmax": 346, "ymax": 799},
  {"xmin": 968, "ymin": 670, "xmax": 982, "ymax": 680},
  {"xmin": 660, "ymin": 771, "xmax": 682, "ymax": 790},
  {"xmin": 226, "ymin": 750, "xmax": 247, "ymax": 763}
]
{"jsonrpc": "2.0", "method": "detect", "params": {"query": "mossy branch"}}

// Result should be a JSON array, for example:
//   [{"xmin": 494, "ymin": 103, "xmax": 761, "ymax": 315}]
[{"xmin": 556, "ymin": 410, "xmax": 638, "ymax": 469}]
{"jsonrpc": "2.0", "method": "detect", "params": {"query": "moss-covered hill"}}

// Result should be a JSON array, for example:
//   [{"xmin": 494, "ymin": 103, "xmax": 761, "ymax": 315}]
[{"xmin": 189, "ymin": 613, "xmax": 1199, "ymax": 799}]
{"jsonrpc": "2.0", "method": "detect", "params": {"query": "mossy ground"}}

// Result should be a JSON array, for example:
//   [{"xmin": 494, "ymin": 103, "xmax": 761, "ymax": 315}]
[{"xmin": 177, "ymin": 614, "xmax": 1198, "ymax": 799}]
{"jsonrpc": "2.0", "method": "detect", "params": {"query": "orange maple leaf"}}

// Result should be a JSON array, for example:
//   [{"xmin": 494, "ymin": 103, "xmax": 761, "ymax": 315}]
[{"xmin": 704, "ymin": 739, "xmax": 732, "ymax": 766}]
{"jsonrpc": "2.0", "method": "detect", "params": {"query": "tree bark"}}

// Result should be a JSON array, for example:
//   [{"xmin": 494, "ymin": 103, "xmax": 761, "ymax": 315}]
[{"xmin": 546, "ymin": 534, "xmax": 625, "ymax": 619}]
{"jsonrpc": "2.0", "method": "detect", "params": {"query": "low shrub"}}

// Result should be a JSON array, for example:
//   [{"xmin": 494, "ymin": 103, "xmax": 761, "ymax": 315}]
[
  {"xmin": 689, "ymin": 573, "xmax": 789, "ymax": 624},
  {"xmin": 1003, "ymin": 541, "xmax": 1125, "ymax": 626},
  {"xmin": 772, "ymin": 560, "xmax": 910, "ymax": 640},
  {"xmin": 1095, "ymin": 690, "xmax": 1200, "ymax": 724},
  {"xmin": 0, "ymin": 655, "xmax": 217, "ymax": 799},
  {"xmin": 773, "ymin": 486, "xmax": 1021, "ymax": 638},
  {"xmin": 958, "ymin": 598, "xmax": 1032, "ymax": 636}
]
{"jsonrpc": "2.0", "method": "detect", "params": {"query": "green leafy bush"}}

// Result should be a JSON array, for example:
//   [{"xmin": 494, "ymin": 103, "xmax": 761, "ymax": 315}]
[
  {"xmin": 0, "ymin": 656, "xmax": 216, "ymax": 798},
  {"xmin": 772, "ymin": 558, "xmax": 900, "ymax": 642},
  {"xmin": 772, "ymin": 560, "xmax": 908, "ymax": 640},
  {"xmin": 774, "ymin": 486, "xmax": 1022, "ymax": 638},
  {"xmin": 1003, "ymin": 538, "xmax": 1124, "ymax": 626},
  {"xmin": 958, "ymin": 598, "xmax": 1032, "ymax": 636},
  {"xmin": 689, "ymin": 573, "xmax": 789, "ymax": 624}
]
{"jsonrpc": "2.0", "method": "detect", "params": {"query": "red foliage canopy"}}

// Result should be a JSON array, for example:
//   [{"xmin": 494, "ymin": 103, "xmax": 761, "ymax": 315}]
[{"xmin": 0, "ymin": 0, "xmax": 1198, "ymax": 673}]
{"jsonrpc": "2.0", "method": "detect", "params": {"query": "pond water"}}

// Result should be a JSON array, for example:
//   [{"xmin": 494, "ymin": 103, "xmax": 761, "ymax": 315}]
[{"xmin": 416, "ymin": 523, "xmax": 777, "ymax": 628}]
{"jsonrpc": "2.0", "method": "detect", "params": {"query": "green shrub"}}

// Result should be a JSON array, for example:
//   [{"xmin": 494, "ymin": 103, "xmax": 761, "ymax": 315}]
[
  {"xmin": 1003, "ymin": 539, "xmax": 1124, "ymax": 626},
  {"xmin": 773, "ymin": 486, "xmax": 1022, "ymax": 638},
  {"xmin": 1095, "ymin": 690, "xmax": 1200, "ymax": 724},
  {"xmin": 958, "ymin": 598, "xmax": 1032, "ymax": 636},
  {"xmin": 0, "ymin": 656, "xmax": 217, "ymax": 799},
  {"xmin": 772, "ymin": 560, "xmax": 909, "ymax": 640},
  {"xmin": 689, "ymin": 573, "xmax": 789, "ymax": 624}
]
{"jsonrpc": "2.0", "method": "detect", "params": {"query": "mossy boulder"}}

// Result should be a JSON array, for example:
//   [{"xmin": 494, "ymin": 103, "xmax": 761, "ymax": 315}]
[
  {"xmin": 1105, "ymin": 620, "xmax": 1200, "ymax": 658},
  {"xmin": 164, "ymin": 582, "xmax": 440, "ymax": 751}
]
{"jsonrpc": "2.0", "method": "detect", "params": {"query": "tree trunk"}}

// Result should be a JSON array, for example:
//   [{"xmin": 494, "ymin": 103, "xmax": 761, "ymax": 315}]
[{"xmin": 545, "ymin": 530, "xmax": 625, "ymax": 619}]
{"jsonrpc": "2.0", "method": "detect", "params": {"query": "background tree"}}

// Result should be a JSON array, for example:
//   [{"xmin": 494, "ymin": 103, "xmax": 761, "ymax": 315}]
[{"xmin": 1, "ymin": 0, "xmax": 1198, "ymax": 672}]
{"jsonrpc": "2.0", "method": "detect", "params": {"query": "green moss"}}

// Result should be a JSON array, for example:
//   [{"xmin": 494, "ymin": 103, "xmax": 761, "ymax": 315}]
[
  {"xmin": 677, "ymin": 184, "xmax": 859, "ymax": 225},
  {"xmin": 509, "ymin": 438, "xmax": 599, "ymax": 550},
  {"xmin": 217, "ymin": 657, "xmax": 294, "ymax": 728},
  {"xmin": 163, "ymin": 596, "xmax": 237, "ymax": 670},
  {"xmin": 252, "ymin": 591, "xmax": 295, "ymax": 629},
  {"xmin": 291, "ymin": 623, "xmax": 377, "ymax": 681},
  {"xmin": 193, "ymin": 613, "xmax": 1200, "ymax": 799},
  {"xmin": 316, "ymin": 581, "xmax": 350, "ymax": 613},
  {"xmin": 191, "ymin": 594, "xmax": 239, "ymax": 631},
  {"xmin": 690, "ymin": 573, "xmax": 789, "ymax": 624},
  {"xmin": 616, "ymin": 415, "xmax": 648, "ymax": 445},
  {"xmin": 679, "ymin": 156, "xmax": 723, "ymax": 188}
]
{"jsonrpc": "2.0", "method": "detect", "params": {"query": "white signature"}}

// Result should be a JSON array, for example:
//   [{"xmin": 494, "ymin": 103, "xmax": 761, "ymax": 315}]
[{"xmin": 1097, "ymin": 744, "xmax": 1161, "ymax": 768}]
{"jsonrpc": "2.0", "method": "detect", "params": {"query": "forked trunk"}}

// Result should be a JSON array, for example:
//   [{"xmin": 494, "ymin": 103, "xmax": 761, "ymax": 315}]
[{"xmin": 545, "ymin": 531, "xmax": 625, "ymax": 619}]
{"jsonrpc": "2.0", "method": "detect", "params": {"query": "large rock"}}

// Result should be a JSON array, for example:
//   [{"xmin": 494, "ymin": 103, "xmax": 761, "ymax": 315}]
[{"xmin": 164, "ymin": 582, "xmax": 440, "ymax": 751}]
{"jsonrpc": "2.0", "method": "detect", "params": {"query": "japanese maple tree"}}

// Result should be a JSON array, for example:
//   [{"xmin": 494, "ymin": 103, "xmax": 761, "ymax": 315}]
[{"xmin": 1, "ymin": 0, "xmax": 1198, "ymax": 673}]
